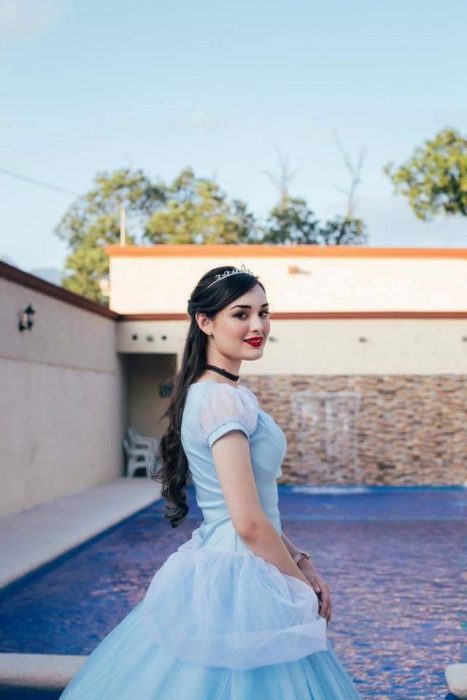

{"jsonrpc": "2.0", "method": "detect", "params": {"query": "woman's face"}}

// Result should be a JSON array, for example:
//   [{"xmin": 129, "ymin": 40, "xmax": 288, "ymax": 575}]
[{"xmin": 200, "ymin": 283, "xmax": 270, "ymax": 363}]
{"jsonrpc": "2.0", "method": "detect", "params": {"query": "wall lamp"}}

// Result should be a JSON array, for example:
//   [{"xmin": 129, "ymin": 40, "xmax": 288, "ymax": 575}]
[{"xmin": 19, "ymin": 304, "xmax": 35, "ymax": 332}]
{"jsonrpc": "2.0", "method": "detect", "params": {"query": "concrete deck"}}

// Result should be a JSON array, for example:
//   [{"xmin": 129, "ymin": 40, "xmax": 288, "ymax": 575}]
[
  {"xmin": 0, "ymin": 477, "xmax": 161, "ymax": 589},
  {"xmin": 0, "ymin": 654, "xmax": 86, "ymax": 690}
]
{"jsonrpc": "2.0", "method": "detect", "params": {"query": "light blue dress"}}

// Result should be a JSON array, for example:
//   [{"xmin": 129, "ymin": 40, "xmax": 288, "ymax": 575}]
[{"xmin": 60, "ymin": 380, "xmax": 363, "ymax": 699}]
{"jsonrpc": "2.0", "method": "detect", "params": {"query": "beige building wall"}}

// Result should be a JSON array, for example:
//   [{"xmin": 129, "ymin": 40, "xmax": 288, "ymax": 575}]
[
  {"xmin": 107, "ymin": 246, "xmax": 467, "ymax": 314},
  {"xmin": 116, "ymin": 318, "xmax": 467, "ymax": 376},
  {"xmin": 0, "ymin": 273, "xmax": 126, "ymax": 517}
]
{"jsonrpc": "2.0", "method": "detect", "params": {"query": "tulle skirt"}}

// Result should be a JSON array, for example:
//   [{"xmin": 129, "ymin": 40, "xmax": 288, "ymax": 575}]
[{"xmin": 60, "ymin": 531, "xmax": 363, "ymax": 699}]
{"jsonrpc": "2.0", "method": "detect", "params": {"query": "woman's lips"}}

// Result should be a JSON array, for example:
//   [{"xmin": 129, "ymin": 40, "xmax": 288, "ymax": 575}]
[{"xmin": 244, "ymin": 338, "xmax": 263, "ymax": 347}]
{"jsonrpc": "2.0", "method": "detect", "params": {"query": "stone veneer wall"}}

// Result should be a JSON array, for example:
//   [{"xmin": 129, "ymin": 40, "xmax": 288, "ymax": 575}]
[{"xmin": 243, "ymin": 375, "xmax": 467, "ymax": 486}]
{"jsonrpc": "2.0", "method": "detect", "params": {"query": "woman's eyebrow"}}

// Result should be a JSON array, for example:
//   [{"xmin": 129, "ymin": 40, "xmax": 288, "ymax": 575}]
[{"xmin": 229, "ymin": 303, "xmax": 269, "ymax": 310}]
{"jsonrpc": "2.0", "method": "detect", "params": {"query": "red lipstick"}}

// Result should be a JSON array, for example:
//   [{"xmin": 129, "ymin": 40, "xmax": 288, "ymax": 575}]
[{"xmin": 244, "ymin": 337, "xmax": 263, "ymax": 347}]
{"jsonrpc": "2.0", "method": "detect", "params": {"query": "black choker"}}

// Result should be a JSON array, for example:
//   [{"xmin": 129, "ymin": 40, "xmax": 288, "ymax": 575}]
[{"xmin": 205, "ymin": 364, "xmax": 240, "ymax": 382}]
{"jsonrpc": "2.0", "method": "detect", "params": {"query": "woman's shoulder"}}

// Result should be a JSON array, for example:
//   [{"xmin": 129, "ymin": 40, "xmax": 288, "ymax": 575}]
[{"xmin": 185, "ymin": 380, "xmax": 259, "ymax": 447}]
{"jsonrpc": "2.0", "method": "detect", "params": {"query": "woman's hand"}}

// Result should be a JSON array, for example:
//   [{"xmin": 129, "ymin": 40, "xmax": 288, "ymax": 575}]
[{"xmin": 298, "ymin": 559, "xmax": 332, "ymax": 624}]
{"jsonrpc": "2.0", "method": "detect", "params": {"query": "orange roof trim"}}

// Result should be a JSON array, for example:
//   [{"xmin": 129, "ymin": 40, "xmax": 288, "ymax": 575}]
[
  {"xmin": 117, "ymin": 311, "xmax": 467, "ymax": 321},
  {"xmin": 105, "ymin": 244, "xmax": 467, "ymax": 259}
]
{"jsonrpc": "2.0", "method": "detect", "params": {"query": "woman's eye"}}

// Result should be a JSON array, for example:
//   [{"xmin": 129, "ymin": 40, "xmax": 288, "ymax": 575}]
[{"xmin": 235, "ymin": 311, "xmax": 270, "ymax": 319}]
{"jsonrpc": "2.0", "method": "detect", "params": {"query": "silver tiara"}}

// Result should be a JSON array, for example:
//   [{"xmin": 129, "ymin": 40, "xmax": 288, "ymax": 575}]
[{"xmin": 207, "ymin": 264, "xmax": 256, "ymax": 288}]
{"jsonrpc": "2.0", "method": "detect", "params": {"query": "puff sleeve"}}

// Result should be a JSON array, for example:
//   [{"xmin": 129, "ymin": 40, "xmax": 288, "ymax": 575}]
[{"xmin": 199, "ymin": 384, "xmax": 259, "ymax": 449}]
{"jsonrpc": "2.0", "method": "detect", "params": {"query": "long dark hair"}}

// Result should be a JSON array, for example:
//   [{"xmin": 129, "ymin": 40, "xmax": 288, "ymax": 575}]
[{"xmin": 152, "ymin": 265, "xmax": 266, "ymax": 528}]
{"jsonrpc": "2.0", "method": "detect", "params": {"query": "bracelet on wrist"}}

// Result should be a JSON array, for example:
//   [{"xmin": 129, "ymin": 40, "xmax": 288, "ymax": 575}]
[{"xmin": 293, "ymin": 551, "xmax": 311, "ymax": 566}]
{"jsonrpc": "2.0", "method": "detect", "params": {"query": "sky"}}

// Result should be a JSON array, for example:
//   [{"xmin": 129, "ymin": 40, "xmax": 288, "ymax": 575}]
[{"xmin": 1, "ymin": 0, "xmax": 466, "ymax": 273}]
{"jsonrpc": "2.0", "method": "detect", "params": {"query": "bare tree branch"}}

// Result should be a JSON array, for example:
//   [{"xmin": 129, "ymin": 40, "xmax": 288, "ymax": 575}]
[
  {"xmin": 332, "ymin": 131, "xmax": 366, "ymax": 218},
  {"xmin": 261, "ymin": 145, "xmax": 303, "ymax": 210}
]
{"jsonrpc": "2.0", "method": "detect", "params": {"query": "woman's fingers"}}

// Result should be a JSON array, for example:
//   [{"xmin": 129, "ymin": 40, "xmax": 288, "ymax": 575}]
[
  {"xmin": 302, "ymin": 566, "xmax": 333, "ymax": 623},
  {"xmin": 313, "ymin": 575, "xmax": 332, "ymax": 622},
  {"xmin": 320, "ymin": 588, "xmax": 332, "ymax": 621}
]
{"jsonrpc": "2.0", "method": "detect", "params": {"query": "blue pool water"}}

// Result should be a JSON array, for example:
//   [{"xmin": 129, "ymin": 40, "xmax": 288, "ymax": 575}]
[{"xmin": 0, "ymin": 486, "xmax": 465, "ymax": 700}]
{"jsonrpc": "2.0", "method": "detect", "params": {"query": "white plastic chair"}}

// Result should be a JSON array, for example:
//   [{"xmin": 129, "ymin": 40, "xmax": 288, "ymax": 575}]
[
  {"xmin": 124, "ymin": 428, "xmax": 162, "ymax": 477},
  {"xmin": 127, "ymin": 427, "xmax": 160, "ymax": 457},
  {"xmin": 122, "ymin": 436, "xmax": 153, "ymax": 478}
]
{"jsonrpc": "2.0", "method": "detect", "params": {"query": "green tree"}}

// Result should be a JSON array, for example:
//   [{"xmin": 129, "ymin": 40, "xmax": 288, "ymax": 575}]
[
  {"xmin": 384, "ymin": 127, "xmax": 467, "ymax": 220},
  {"xmin": 56, "ymin": 167, "xmax": 258, "ymax": 302},
  {"xmin": 261, "ymin": 144, "xmax": 368, "ymax": 245},
  {"xmin": 318, "ymin": 215, "xmax": 368, "ymax": 245},
  {"xmin": 261, "ymin": 197, "xmax": 367, "ymax": 245},
  {"xmin": 144, "ymin": 168, "xmax": 257, "ymax": 244},
  {"xmin": 261, "ymin": 197, "xmax": 321, "ymax": 244},
  {"xmin": 56, "ymin": 168, "xmax": 165, "ymax": 303},
  {"xmin": 56, "ymin": 163, "xmax": 370, "ymax": 304}
]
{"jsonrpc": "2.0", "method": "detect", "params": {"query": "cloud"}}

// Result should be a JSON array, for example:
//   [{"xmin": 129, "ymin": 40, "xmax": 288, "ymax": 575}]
[{"xmin": 0, "ymin": 0, "xmax": 64, "ymax": 38}]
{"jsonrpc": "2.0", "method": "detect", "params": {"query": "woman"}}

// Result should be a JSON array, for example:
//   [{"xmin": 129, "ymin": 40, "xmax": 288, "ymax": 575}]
[{"xmin": 60, "ymin": 264, "xmax": 363, "ymax": 699}]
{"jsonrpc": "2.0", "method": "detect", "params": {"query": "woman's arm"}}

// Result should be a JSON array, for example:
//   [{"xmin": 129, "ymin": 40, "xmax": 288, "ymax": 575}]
[
  {"xmin": 211, "ymin": 432, "xmax": 314, "ymax": 589},
  {"xmin": 211, "ymin": 431, "xmax": 332, "ymax": 621}
]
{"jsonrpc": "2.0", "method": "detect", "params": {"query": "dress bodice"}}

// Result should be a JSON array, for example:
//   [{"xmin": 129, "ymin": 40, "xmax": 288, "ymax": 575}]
[{"xmin": 181, "ymin": 381, "xmax": 287, "ymax": 553}]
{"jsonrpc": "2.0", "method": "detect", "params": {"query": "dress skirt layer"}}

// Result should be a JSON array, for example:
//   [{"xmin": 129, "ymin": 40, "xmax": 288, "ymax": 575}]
[
  {"xmin": 60, "ymin": 532, "xmax": 363, "ymax": 699},
  {"xmin": 60, "ymin": 601, "xmax": 362, "ymax": 699}
]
